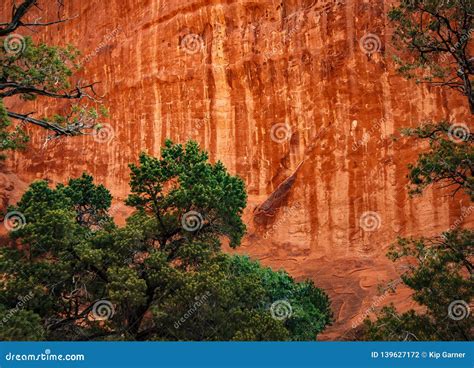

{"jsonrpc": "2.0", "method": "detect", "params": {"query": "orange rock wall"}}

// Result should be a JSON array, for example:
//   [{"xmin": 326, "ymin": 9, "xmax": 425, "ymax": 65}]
[{"xmin": 1, "ymin": 0, "xmax": 473, "ymax": 339}]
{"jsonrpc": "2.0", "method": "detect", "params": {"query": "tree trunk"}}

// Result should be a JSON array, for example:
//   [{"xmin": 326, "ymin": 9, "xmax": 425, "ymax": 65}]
[
  {"xmin": 469, "ymin": 93, "xmax": 474, "ymax": 115},
  {"xmin": 462, "ymin": 74, "xmax": 474, "ymax": 114}
]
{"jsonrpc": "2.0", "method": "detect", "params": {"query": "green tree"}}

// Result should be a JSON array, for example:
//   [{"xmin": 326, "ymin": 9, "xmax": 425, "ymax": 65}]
[
  {"xmin": 362, "ymin": 229, "xmax": 473, "ymax": 341},
  {"xmin": 361, "ymin": 122, "xmax": 473, "ymax": 341},
  {"xmin": 402, "ymin": 121, "xmax": 473, "ymax": 200},
  {"xmin": 362, "ymin": 1, "xmax": 474, "ymax": 341},
  {"xmin": 225, "ymin": 255, "xmax": 332, "ymax": 341},
  {"xmin": 0, "ymin": 141, "xmax": 332, "ymax": 341},
  {"xmin": 126, "ymin": 140, "xmax": 247, "ymax": 251},
  {"xmin": 0, "ymin": 0, "xmax": 107, "ymax": 160},
  {"xmin": 389, "ymin": 0, "xmax": 473, "ymax": 113},
  {"xmin": 143, "ymin": 255, "xmax": 331, "ymax": 341}
]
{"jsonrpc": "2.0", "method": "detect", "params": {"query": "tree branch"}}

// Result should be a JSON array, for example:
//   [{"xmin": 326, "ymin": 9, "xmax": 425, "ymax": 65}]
[
  {"xmin": 0, "ymin": 82, "xmax": 100, "ymax": 100},
  {"xmin": 0, "ymin": 0, "xmax": 75, "ymax": 36},
  {"xmin": 7, "ymin": 110, "xmax": 96, "ymax": 137},
  {"xmin": 0, "ymin": 0, "xmax": 37, "ymax": 36}
]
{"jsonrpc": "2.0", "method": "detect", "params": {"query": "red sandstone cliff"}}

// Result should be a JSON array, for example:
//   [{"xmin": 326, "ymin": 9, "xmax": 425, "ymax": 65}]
[{"xmin": 1, "ymin": 0, "xmax": 472, "ymax": 339}]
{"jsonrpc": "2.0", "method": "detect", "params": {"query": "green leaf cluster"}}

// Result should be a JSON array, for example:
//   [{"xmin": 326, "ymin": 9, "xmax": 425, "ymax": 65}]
[{"xmin": 0, "ymin": 140, "xmax": 332, "ymax": 341}]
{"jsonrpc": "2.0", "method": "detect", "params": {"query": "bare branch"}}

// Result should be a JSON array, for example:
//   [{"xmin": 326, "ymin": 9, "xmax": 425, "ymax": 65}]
[
  {"xmin": 0, "ymin": 0, "xmax": 37, "ymax": 36},
  {"xmin": 0, "ymin": 81, "xmax": 101, "ymax": 100},
  {"xmin": 7, "ymin": 110, "xmax": 97, "ymax": 137},
  {"xmin": 19, "ymin": 15, "xmax": 78, "ymax": 27},
  {"xmin": 0, "ymin": 0, "xmax": 75, "ymax": 36}
]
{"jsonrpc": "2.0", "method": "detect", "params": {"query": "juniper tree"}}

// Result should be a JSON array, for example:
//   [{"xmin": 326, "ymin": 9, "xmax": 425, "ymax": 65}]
[
  {"xmin": 361, "ymin": 122, "xmax": 473, "ymax": 341},
  {"xmin": 0, "ymin": 140, "xmax": 332, "ymax": 341},
  {"xmin": 0, "ymin": 0, "xmax": 107, "ymax": 159},
  {"xmin": 402, "ymin": 121, "xmax": 474, "ymax": 200},
  {"xmin": 389, "ymin": 0, "xmax": 473, "ymax": 113}
]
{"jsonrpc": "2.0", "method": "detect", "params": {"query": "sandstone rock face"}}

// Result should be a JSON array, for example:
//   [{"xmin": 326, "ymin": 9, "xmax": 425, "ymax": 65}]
[{"xmin": 1, "ymin": 0, "xmax": 472, "ymax": 339}]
